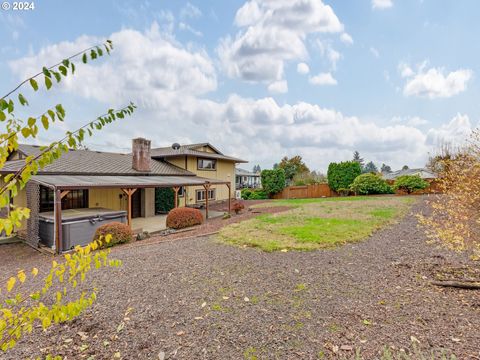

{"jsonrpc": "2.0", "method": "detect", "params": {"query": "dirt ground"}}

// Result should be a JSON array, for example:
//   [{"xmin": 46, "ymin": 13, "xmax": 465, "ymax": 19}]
[{"xmin": 1, "ymin": 198, "xmax": 480, "ymax": 359}]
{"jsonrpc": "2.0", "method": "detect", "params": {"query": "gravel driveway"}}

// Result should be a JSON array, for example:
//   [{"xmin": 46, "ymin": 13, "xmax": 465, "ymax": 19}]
[{"xmin": 3, "ymin": 198, "xmax": 480, "ymax": 359}]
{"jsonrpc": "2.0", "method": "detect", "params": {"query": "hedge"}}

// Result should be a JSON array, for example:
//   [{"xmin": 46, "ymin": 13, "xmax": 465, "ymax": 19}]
[
  {"xmin": 393, "ymin": 175, "xmax": 429, "ymax": 194},
  {"xmin": 241, "ymin": 188, "xmax": 268, "ymax": 200},
  {"xmin": 327, "ymin": 161, "xmax": 362, "ymax": 192},
  {"xmin": 155, "ymin": 187, "xmax": 175, "ymax": 213},
  {"xmin": 261, "ymin": 169, "xmax": 286, "ymax": 196},
  {"xmin": 350, "ymin": 173, "xmax": 393, "ymax": 195}
]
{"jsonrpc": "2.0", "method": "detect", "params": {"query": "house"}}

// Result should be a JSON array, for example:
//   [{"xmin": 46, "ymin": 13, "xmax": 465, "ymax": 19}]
[
  {"xmin": 1, "ymin": 139, "xmax": 246, "ymax": 253},
  {"xmin": 235, "ymin": 168, "xmax": 261, "ymax": 189},
  {"xmin": 381, "ymin": 168, "xmax": 437, "ymax": 181}
]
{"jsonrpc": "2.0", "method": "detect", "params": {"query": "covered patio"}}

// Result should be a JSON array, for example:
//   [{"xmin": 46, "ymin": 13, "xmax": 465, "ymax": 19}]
[{"xmin": 29, "ymin": 175, "xmax": 232, "ymax": 253}]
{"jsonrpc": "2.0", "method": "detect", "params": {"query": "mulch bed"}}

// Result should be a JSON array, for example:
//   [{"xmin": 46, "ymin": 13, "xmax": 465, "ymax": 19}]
[{"xmin": 1, "ymin": 199, "xmax": 480, "ymax": 359}]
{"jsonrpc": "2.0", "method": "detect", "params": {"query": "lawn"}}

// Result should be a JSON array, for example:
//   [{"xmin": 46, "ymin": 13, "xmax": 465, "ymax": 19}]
[{"xmin": 218, "ymin": 195, "xmax": 416, "ymax": 251}]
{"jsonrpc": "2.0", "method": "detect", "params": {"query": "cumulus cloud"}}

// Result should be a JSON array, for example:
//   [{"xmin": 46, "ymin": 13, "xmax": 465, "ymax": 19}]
[
  {"xmin": 400, "ymin": 61, "xmax": 473, "ymax": 99},
  {"xmin": 9, "ymin": 23, "xmax": 217, "ymax": 106},
  {"xmin": 309, "ymin": 72, "xmax": 337, "ymax": 86},
  {"xmin": 340, "ymin": 33, "xmax": 353, "ymax": 45},
  {"xmin": 217, "ymin": 0, "xmax": 344, "ymax": 84},
  {"xmin": 297, "ymin": 62, "xmax": 310, "ymax": 75},
  {"xmin": 268, "ymin": 80, "xmax": 288, "ymax": 94},
  {"xmin": 372, "ymin": 0, "xmax": 393, "ymax": 9},
  {"xmin": 426, "ymin": 113, "xmax": 473, "ymax": 146}
]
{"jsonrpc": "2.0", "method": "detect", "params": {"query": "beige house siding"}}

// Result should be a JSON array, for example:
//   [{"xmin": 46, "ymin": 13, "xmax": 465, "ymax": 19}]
[
  {"xmin": 166, "ymin": 156, "xmax": 235, "ymax": 206},
  {"xmin": 89, "ymin": 188, "xmax": 126, "ymax": 211}
]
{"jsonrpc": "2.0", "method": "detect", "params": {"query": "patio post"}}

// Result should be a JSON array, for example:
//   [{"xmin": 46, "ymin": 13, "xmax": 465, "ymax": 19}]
[
  {"xmin": 172, "ymin": 186, "xmax": 180, "ymax": 208},
  {"xmin": 54, "ymin": 189, "xmax": 62, "ymax": 254},
  {"xmin": 226, "ymin": 183, "xmax": 231, "ymax": 214},
  {"xmin": 121, "ymin": 188, "xmax": 137, "ymax": 228},
  {"xmin": 203, "ymin": 183, "xmax": 211, "ymax": 219}
]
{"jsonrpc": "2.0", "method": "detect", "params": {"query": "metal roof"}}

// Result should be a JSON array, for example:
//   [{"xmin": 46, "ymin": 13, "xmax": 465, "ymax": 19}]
[
  {"xmin": 1, "ymin": 149, "xmax": 193, "ymax": 176},
  {"xmin": 150, "ymin": 143, "xmax": 247, "ymax": 163},
  {"xmin": 31, "ymin": 175, "xmax": 230, "ymax": 190},
  {"xmin": 236, "ymin": 168, "xmax": 260, "ymax": 177}
]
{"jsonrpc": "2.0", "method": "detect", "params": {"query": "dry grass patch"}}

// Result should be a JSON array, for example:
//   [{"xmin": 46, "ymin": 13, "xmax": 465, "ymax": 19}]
[{"xmin": 218, "ymin": 196, "xmax": 416, "ymax": 252}]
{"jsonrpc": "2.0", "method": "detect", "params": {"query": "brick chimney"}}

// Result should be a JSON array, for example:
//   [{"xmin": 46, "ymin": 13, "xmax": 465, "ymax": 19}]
[{"xmin": 132, "ymin": 138, "xmax": 151, "ymax": 172}]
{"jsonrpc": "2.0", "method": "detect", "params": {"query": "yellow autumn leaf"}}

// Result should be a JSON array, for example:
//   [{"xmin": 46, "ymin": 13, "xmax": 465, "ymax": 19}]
[
  {"xmin": 32, "ymin": 267, "xmax": 39, "ymax": 277},
  {"xmin": 17, "ymin": 271, "xmax": 26, "ymax": 283},
  {"xmin": 6, "ymin": 277, "xmax": 16, "ymax": 292}
]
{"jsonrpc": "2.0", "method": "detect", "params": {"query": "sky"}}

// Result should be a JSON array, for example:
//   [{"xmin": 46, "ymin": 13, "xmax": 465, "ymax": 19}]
[{"xmin": 0, "ymin": 0, "xmax": 478, "ymax": 172}]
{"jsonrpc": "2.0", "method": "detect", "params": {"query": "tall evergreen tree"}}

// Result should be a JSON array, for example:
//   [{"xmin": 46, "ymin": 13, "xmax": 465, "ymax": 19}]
[
  {"xmin": 402, "ymin": 165, "xmax": 409, "ymax": 170},
  {"xmin": 380, "ymin": 163, "xmax": 392, "ymax": 173},
  {"xmin": 363, "ymin": 161, "xmax": 378, "ymax": 173},
  {"xmin": 352, "ymin": 151, "xmax": 365, "ymax": 169}
]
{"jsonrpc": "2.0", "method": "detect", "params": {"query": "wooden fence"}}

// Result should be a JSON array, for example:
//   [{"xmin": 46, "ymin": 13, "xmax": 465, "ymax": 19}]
[{"xmin": 272, "ymin": 184, "xmax": 334, "ymax": 199}]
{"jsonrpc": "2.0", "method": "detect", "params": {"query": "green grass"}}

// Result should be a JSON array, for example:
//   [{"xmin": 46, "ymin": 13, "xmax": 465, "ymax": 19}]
[{"xmin": 218, "ymin": 195, "xmax": 415, "ymax": 252}]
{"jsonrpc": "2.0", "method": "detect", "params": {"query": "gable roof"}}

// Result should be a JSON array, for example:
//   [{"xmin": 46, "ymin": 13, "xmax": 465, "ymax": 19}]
[
  {"xmin": 1, "ymin": 148, "xmax": 194, "ymax": 176},
  {"xmin": 150, "ymin": 143, "xmax": 247, "ymax": 163},
  {"xmin": 382, "ymin": 168, "xmax": 437, "ymax": 180},
  {"xmin": 236, "ymin": 168, "xmax": 260, "ymax": 176}
]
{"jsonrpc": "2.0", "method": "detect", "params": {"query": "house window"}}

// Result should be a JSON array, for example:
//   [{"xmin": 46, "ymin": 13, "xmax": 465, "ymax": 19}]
[
  {"xmin": 196, "ymin": 188, "xmax": 216, "ymax": 202},
  {"xmin": 197, "ymin": 158, "xmax": 216, "ymax": 170},
  {"xmin": 39, "ymin": 186, "xmax": 89, "ymax": 212},
  {"xmin": 178, "ymin": 186, "xmax": 185, "ymax": 197}
]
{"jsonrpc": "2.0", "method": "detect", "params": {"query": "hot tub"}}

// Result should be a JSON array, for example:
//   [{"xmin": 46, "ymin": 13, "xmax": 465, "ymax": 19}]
[{"xmin": 39, "ymin": 208, "xmax": 127, "ymax": 251}]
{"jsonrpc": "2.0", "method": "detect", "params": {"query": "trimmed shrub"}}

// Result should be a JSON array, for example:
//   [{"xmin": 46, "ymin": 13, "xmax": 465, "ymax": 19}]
[
  {"xmin": 393, "ymin": 175, "xmax": 429, "ymax": 194},
  {"xmin": 350, "ymin": 173, "xmax": 393, "ymax": 195},
  {"xmin": 241, "ymin": 188, "xmax": 268, "ymax": 200},
  {"xmin": 261, "ymin": 169, "xmax": 286, "ymax": 196},
  {"xmin": 232, "ymin": 201, "xmax": 245, "ymax": 214},
  {"xmin": 155, "ymin": 187, "xmax": 174, "ymax": 213},
  {"xmin": 337, "ymin": 188, "xmax": 352, "ymax": 197},
  {"xmin": 327, "ymin": 161, "xmax": 362, "ymax": 192},
  {"xmin": 166, "ymin": 207, "xmax": 204, "ymax": 229},
  {"xmin": 94, "ymin": 221, "xmax": 133, "ymax": 248}
]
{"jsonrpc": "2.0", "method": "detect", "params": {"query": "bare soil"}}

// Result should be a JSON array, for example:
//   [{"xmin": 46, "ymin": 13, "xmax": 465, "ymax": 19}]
[{"xmin": 1, "ymin": 198, "xmax": 480, "ymax": 359}]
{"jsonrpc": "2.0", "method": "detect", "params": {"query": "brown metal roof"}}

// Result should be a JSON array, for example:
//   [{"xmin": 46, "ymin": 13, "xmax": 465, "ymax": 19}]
[
  {"xmin": 150, "ymin": 145, "xmax": 247, "ymax": 163},
  {"xmin": 31, "ymin": 175, "xmax": 230, "ymax": 190},
  {"xmin": 1, "ymin": 149, "xmax": 194, "ymax": 176}
]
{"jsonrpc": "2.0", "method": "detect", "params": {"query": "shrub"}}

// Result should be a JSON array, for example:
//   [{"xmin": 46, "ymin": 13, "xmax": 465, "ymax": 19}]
[
  {"xmin": 166, "ymin": 207, "xmax": 203, "ymax": 229},
  {"xmin": 393, "ymin": 175, "xmax": 429, "ymax": 194},
  {"xmin": 261, "ymin": 168, "xmax": 286, "ymax": 196},
  {"xmin": 232, "ymin": 201, "xmax": 245, "ymax": 214},
  {"xmin": 350, "ymin": 173, "xmax": 393, "ymax": 195},
  {"xmin": 155, "ymin": 187, "xmax": 174, "ymax": 213},
  {"xmin": 94, "ymin": 221, "xmax": 133, "ymax": 247},
  {"xmin": 327, "ymin": 161, "xmax": 362, "ymax": 192},
  {"xmin": 336, "ymin": 188, "xmax": 352, "ymax": 197},
  {"xmin": 242, "ymin": 188, "xmax": 268, "ymax": 200}
]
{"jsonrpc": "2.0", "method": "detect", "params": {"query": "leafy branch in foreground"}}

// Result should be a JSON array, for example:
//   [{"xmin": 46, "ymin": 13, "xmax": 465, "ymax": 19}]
[{"xmin": 0, "ymin": 236, "xmax": 121, "ymax": 352}]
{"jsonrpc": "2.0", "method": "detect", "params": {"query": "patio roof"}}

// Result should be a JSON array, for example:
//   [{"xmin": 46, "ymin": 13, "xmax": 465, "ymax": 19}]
[{"xmin": 31, "ymin": 174, "xmax": 230, "ymax": 190}]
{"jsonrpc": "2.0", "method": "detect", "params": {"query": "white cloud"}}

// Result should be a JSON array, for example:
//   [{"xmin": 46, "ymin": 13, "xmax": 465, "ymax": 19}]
[
  {"xmin": 372, "ymin": 0, "xmax": 393, "ymax": 9},
  {"xmin": 401, "ymin": 62, "xmax": 473, "ymax": 99},
  {"xmin": 268, "ymin": 80, "xmax": 288, "ymax": 94},
  {"xmin": 9, "ymin": 23, "xmax": 217, "ymax": 106},
  {"xmin": 180, "ymin": 2, "xmax": 202, "ymax": 20},
  {"xmin": 178, "ymin": 22, "xmax": 203, "ymax": 37},
  {"xmin": 309, "ymin": 72, "xmax": 337, "ymax": 86},
  {"xmin": 370, "ymin": 47, "xmax": 380, "ymax": 58},
  {"xmin": 297, "ymin": 62, "xmax": 310, "ymax": 75},
  {"xmin": 315, "ymin": 40, "xmax": 342, "ymax": 70},
  {"xmin": 340, "ymin": 33, "xmax": 353, "ymax": 45},
  {"xmin": 218, "ymin": 0, "xmax": 344, "ymax": 84},
  {"xmin": 426, "ymin": 113, "xmax": 473, "ymax": 146},
  {"xmin": 392, "ymin": 116, "xmax": 429, "ymax": 127}
]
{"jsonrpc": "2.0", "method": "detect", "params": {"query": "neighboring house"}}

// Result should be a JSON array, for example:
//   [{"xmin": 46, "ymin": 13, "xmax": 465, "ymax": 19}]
[
  {"xmin": 381, "ymin": 168, "xmax": 437, "ymax": 181},
  {"xmin": 235, "ymin": 168, "xmax": 261, "ymax": 189},
  {"xmin": 1, "ymin": 139, "xmax": 246, "ymax": 252}
]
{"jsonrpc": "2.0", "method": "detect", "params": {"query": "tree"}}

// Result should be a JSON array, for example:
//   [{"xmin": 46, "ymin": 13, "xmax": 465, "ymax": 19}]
[
  {"xmin": 352, "ymin": 150, "xmax": 365, "ymax": 169},
  {"xmin": 252, "ymin": 164, "xmax": 261, "ymax": 173},
  {"xmin": 293, "ymin": 170, "xmax": 326, "ymax": 185},
  {"xmin": 402, "ymin": 165, "xmax": 409, "ymax": 170},
  {"xmin": 393, "ymin": 175, "xmax": 429, "ymax": 194},
  {"xmin": 278, "ymin": 155, "xmax": 310, "ymax": 182},
  {"xmin": 380, "ymin": 163, "xmax": 392, "ymax": 173},
  {"xmin": 350, "ymin": 173, "xmax": 393, "ymax": 195},
  {"xmin": 261, "ymin": 168, "xmax": 285, "ymax": 196},
  {"xmin": 419, "ymin": 130, "xmax": 480, "ymax": 259},
  {"xmin": 0, "ymin": 41, "xmax": 133, "ymax": 354},
  {"xmin": 363, "ymin": 161, "xmax": 378, "ymax": 173},
  {"xmin": 327, "ymin": 161, "xmax": 362, "ymax": 192}
]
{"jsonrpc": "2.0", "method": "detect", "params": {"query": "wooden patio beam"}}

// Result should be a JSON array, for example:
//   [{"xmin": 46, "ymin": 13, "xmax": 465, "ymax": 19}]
[
  {"xmin": 60, "ymin": 190, "xmax": 70, "ymax": 199},
  {"xmin": 226, "ymin": 183, "xmax": 231, "ymax": 214},
  {"xmin": 203, "ymin": 183, "xmax": 211, "ymax": 219},
  {"xmin": 54, "ymin": 189, "xmax": 62, "ymax": 254},
  {"xmin": 121, "ymin": 188, "xmax": 137, "ymax": 228},
  {"xmin": 172, "ymin": 186, "xmax": 180, "ymax": 208}
]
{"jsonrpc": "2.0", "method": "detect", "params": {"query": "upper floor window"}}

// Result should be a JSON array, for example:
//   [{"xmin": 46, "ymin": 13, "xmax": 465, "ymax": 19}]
[{"xmin": 197, "ymin": 158, "xmax": 216, "ymax": 170}]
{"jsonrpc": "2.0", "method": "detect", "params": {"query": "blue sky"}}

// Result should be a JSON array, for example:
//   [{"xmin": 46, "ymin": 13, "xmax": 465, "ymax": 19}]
[{"xmin": 0, "ymin": 0, "xmax": 477, "ymax": 172}]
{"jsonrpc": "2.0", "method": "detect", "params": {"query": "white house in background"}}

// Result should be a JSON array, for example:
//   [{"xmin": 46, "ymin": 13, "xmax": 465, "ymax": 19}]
[
  {"xmin": 235, "ymin": 168, "xmax": 261, "ymax": 189},
  {"xmin": 382, "ymin": 168, "xmax": 437, "ymax": 181}
]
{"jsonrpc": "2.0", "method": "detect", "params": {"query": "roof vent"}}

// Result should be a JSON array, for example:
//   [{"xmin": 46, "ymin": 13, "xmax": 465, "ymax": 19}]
[{"xmin": 172, "ymin": 143, "xmax": 180, "ymax": 150}]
